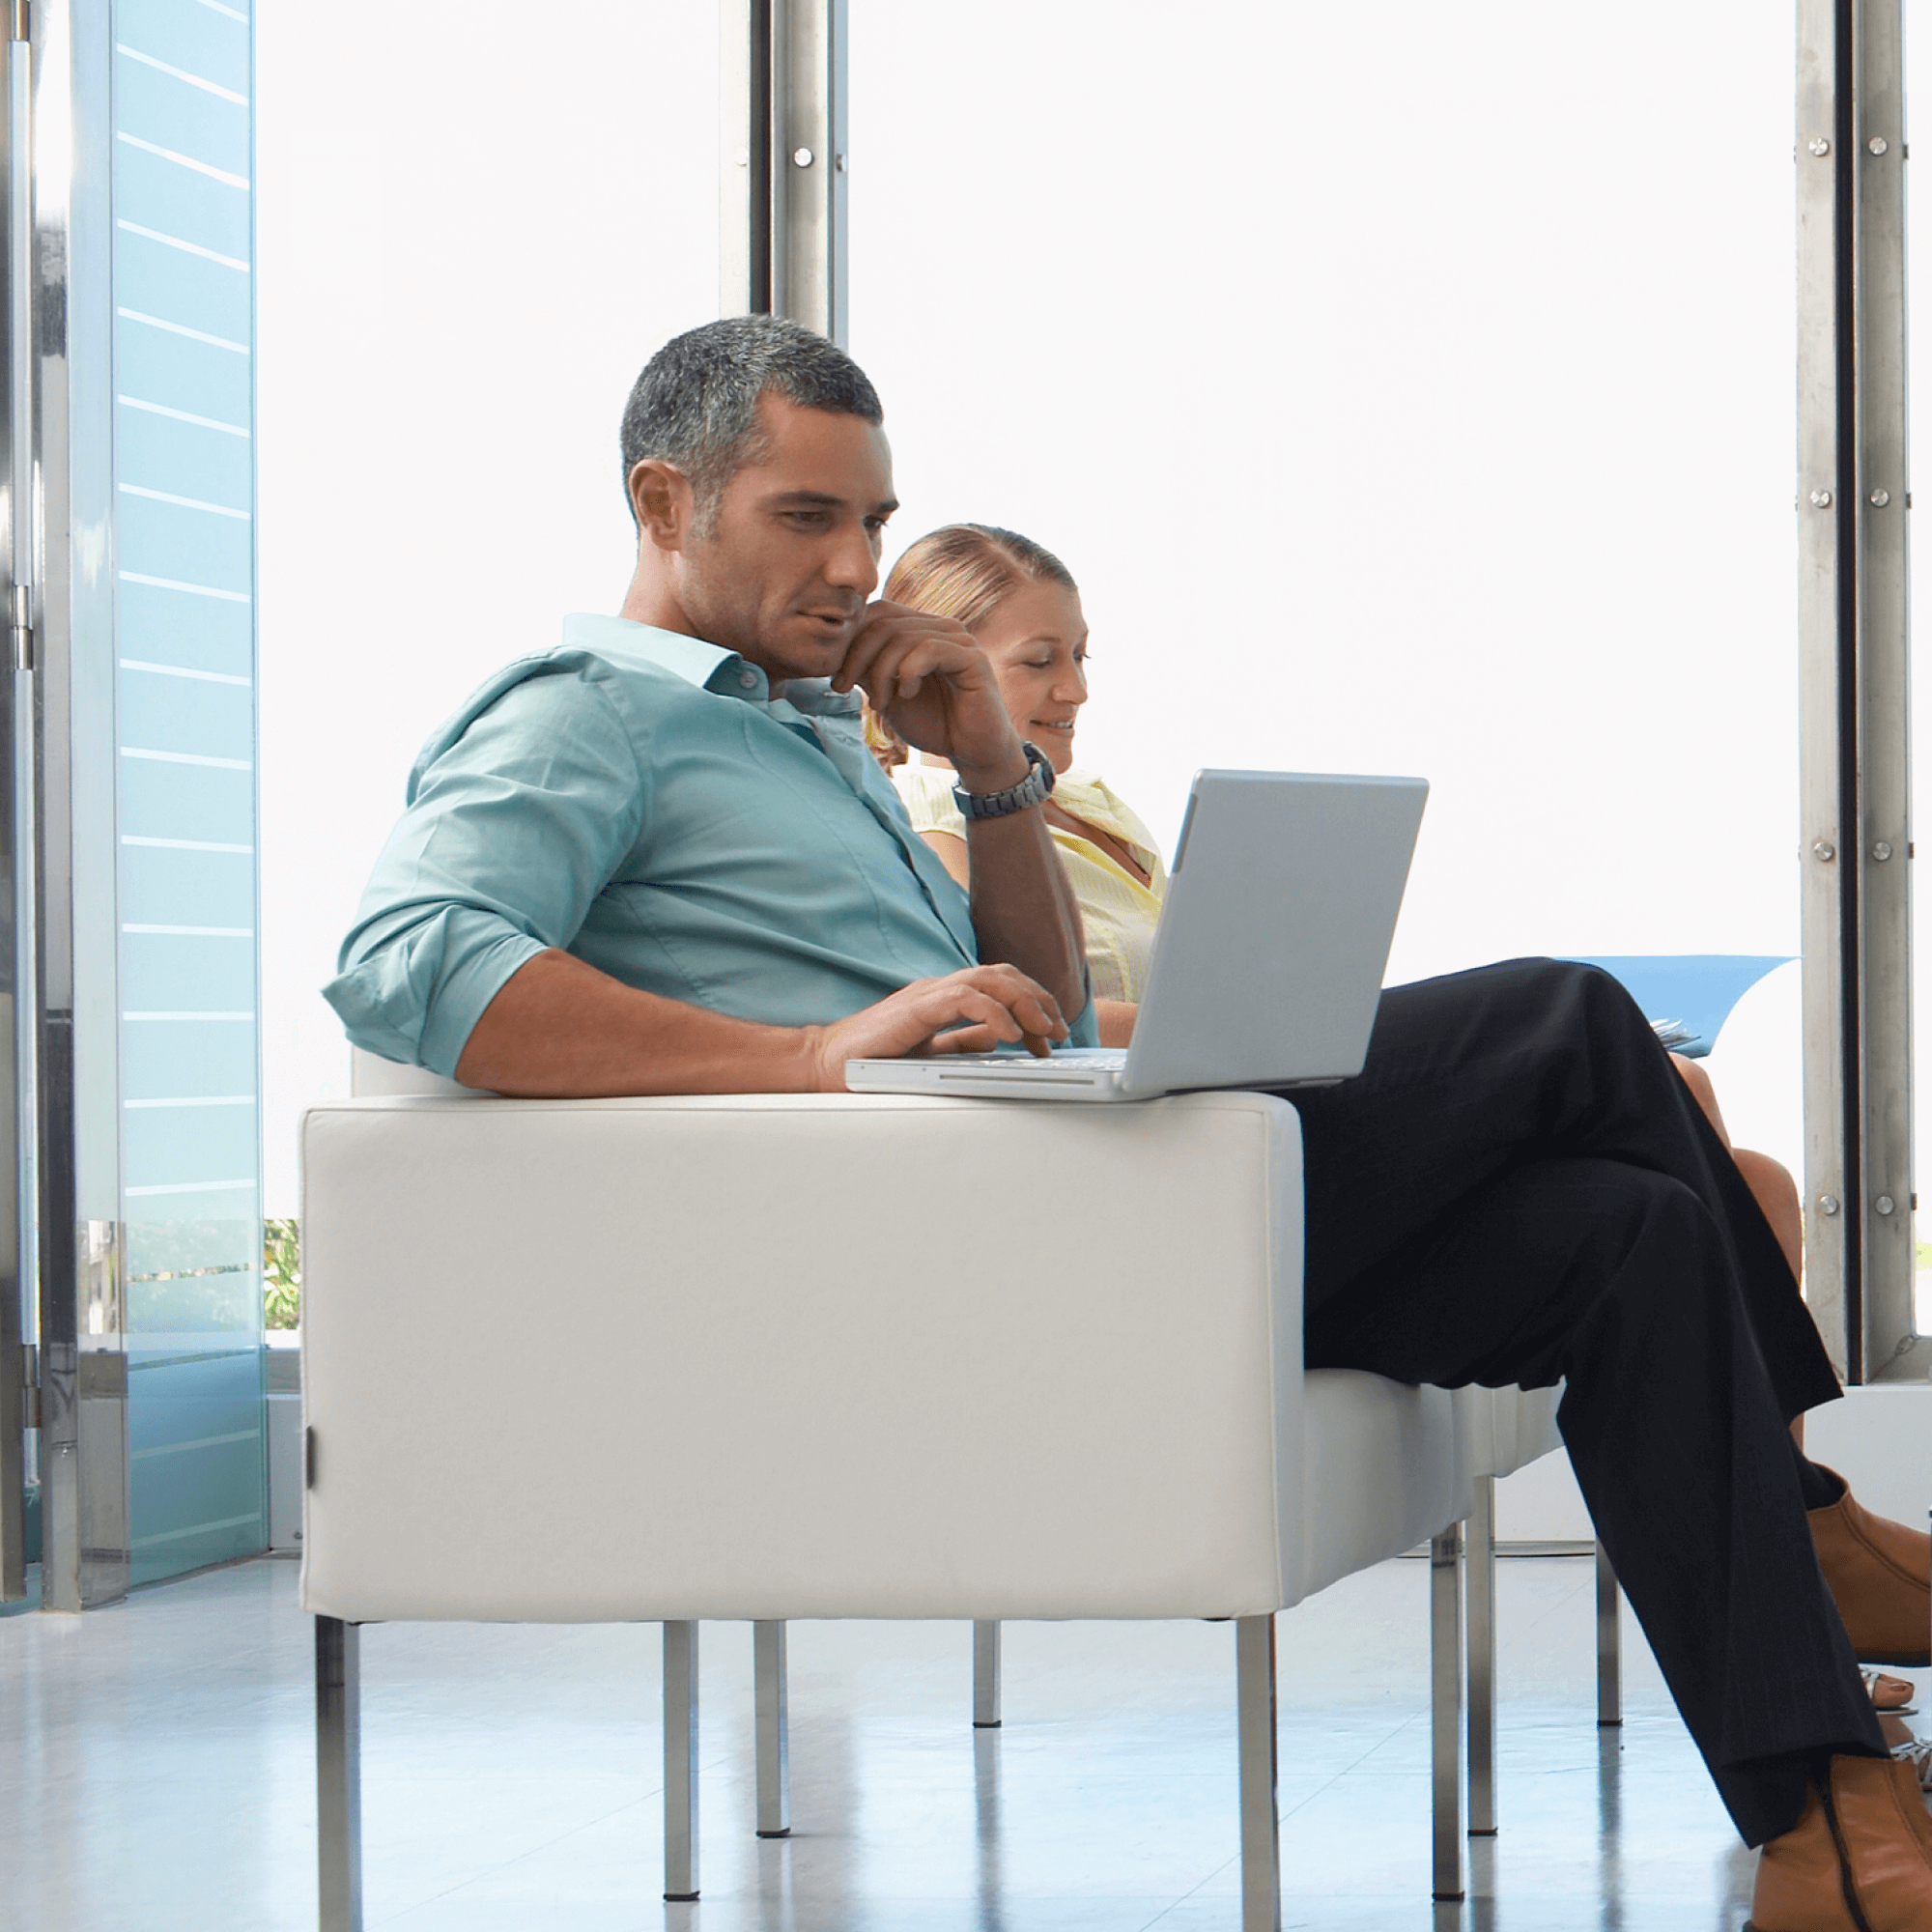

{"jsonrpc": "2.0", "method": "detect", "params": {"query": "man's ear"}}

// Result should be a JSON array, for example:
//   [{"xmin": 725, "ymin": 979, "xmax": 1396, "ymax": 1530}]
[{"xmin": 629, "ymin": 460, "xmax": 695, "ymax": 552}]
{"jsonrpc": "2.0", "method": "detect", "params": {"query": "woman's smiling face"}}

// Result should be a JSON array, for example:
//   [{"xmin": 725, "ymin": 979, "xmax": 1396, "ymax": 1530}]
[{"xmin": 971, "ymin": 579, "xmax": 1090, "ymax": 775}]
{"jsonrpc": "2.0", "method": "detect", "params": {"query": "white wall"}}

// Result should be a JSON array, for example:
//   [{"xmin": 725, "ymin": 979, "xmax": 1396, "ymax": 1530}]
[
  {"xmin": 259, "ymin": 2, "xmax": 1800, "ymax": 1210},
  {"xmin": 256, "ymin": 1, "xmax": 716, "ymax": 1209},
  {"xmin": 849, "ymin": 0, "xmax": 1799, "ymax": 988}
]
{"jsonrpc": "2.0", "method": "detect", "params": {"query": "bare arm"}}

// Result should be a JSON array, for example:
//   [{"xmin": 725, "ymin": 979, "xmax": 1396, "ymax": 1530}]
[
  {"xmin": 955, "ymin": 753, "xmax": 1089, "ymax": 1015},
  {"xmin": 921, "ymin": 831, "xmax": 1130, "ymax": 1044},
  {"xmin": 454, "ymin": 947, "xmax": 1069, "ymax": 1097},
  {"xmin": 845, "ymin": 604, "xmax": 1085, "ymax": 1019}
]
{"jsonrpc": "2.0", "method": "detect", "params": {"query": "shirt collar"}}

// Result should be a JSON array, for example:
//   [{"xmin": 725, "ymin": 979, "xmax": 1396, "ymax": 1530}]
[
  {"xmin": 561, "ymin": 612, "xmax": 735, "ymax": 690},
  {"xmin": 558, "ymin": 613, "xmax": 863, "ymax": 720}
]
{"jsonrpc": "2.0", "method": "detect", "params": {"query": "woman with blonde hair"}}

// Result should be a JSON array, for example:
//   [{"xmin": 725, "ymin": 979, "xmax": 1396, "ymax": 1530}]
[
  {"xmin": 867, "ymin": 524, "xmax": 1154, "ymax": 1048},
  {"xmin": 868, "ymin": 520, "xmax": 1925, "ymax": 1718}
]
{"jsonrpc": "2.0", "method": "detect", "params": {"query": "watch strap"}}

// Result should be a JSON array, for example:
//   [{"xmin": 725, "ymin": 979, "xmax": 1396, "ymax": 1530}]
[{"xmin": 952, "ymin": 741, "xmax": 1057, "ymax": 821}]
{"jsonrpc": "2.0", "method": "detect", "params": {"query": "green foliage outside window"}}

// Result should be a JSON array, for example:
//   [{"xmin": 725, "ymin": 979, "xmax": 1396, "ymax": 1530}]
[{"xmin": 264, "ymin": 1218, "xmax": 300, "ymax": 1330}]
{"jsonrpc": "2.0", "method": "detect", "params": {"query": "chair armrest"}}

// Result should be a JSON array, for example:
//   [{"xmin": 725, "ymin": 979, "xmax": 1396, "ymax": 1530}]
[{"xmin": 298, "ymin": 1089, "xmax": 1305, "ymax": 1624}]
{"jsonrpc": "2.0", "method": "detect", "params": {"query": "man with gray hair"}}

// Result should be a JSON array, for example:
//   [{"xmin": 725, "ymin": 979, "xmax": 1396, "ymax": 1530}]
[
  {"xmin": 330, "ymin": 315, "xmax": 1932, "ymax": 1926},
  {"xmin": 328, "ymin": 314, "xmax": 1092, "ymax": 1093}
]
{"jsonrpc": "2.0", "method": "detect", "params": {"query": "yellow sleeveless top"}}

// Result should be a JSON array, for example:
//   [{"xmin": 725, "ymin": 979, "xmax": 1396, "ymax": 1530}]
[{"xmin": 893, "ymin": 763, "xmax": 1167, "ymax": 1004}]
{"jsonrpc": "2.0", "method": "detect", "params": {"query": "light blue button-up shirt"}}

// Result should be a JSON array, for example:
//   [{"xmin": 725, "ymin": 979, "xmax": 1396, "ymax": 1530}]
[{"xmin": 327, "ymin": 614, "xmax": 1091, "ymax": 1075}]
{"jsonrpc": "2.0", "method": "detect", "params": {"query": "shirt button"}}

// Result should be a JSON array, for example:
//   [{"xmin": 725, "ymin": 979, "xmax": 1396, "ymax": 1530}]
[{"xmin": 738, "ymin": 668, "xmax": 758, "ymax": 690}]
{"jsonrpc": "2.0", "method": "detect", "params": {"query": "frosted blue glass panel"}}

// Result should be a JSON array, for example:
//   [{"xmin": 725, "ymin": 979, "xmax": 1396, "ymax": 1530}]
[
  {"xmin": 118, "ymin": 845, "xmax": 255, "ymax": 929},
  {"xmin": 115, "ymin": 506, "xmax": 252, "ymax": 603},
  {"xmin": 116, "ymin": 578, "xmax": 251, "ymax": 674},
  {"xmin": 119, "ymin": 933, "xmax": 255, "ymax": 1011},
  {"xmin": 114, "ymin": 148, "xmax": 248, "ymax": 262},
  {"xmin": 113, "ymin": 0, "xmax": 261, "ymax": 1584},
  {"xmin": 114, "ymin": 320, "xmax": 252, "ymax": 440},
  {"xmin": 112, "ymin": 62, "xmax": 248, "ymax": 180},
  {"xmin": 122, "ymin": 1018, "xmax": 256, "ymax": 1099},
  {"xmin": 123, "ymin": 1102, "xmax": 257, "ymax": 1181},
  {"xmin": 112, "ymin": 404, "xmax": 251, "ymax": 513},
  {"xmin": 112, "ymin": 228, "xmax": 249, "ymax": 344},
  {"xmin": 124, "ymin": 1186, "xmax": 257, "ymax": 1278},
  {"xmin": 117, "ymin": 0, "xmax": 251, "ymax": 99},
  {"xmin": 128, "ymin": 1353, "xmax": 264, "ymax": 1590},
  {"xmin": 116, "ymin": 758, "xmax": 253, "ymax": 841},
  {"xmin": 117, "ymin": 667, "xmax": 252, "ymax": 756}
]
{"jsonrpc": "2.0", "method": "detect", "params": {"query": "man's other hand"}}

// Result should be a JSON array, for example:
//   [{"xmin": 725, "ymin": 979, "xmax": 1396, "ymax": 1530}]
[
  {"xmin": 833, "ymin": 601, "xmax": 1028, "ymax": 786},
  {"xmin": 807, "ymin": 965, "xmax": 1067, "ymax": 1091}
]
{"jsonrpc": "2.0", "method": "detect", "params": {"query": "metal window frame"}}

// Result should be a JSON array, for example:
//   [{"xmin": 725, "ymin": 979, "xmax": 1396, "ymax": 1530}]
[
  {"xmin": 1798, "ymin": 0, "xmax": 1920, "ymax": 1383},
  {"xmin": 720, "ymin": 0, "xmax": 847, "ymax": 345}
]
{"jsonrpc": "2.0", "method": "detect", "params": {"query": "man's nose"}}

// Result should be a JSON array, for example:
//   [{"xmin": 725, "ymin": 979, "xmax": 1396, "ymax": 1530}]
[{"xmin": 824, "ymin": 524, "xmax": 878, "ymax": 595}]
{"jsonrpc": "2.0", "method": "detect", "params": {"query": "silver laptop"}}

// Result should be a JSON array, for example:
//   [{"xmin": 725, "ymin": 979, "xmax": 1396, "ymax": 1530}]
[{"xmin": 844, "ymin": 769, "xmax": 1427, "ymax": 1102}]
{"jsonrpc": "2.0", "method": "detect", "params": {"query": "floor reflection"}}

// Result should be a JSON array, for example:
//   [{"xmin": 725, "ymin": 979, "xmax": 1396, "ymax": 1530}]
[
  {"xmin": 0, "ymin": 1550, "xmax": 1861, "ymax": 1931},
  {"xmin": 974, "ymin": 1728, "xmax": 1007, "ymax": 1932},
  {"xmin": 1597, "ymin": 1724, "xmax": 1625, "ymax": 1932}
]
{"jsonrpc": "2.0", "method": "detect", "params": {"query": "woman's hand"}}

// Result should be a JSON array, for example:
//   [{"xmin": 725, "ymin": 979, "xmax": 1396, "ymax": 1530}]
[
  {"xmin": 803, "ymin": 965, "xmax": 1068, "ymax": 1091},
  {"xmin": 833, "ymin": 601, "xmax": 1029, "ymax": 787},
  {"xmin": 1095, "ymin": 999, "xmax": 1138, "ymax": 1048}
]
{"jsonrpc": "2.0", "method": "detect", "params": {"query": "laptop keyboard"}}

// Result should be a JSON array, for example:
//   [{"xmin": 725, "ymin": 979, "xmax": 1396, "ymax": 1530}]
[{"xmin": 942, "ymin": 1050, "xmax": 1128, "ymax": 1070}]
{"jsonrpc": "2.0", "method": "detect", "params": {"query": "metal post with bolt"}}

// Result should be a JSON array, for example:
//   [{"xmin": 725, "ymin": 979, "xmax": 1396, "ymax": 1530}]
[
  {"xmin": 1795, "ymin": 0, "xmax": 1918, "ymax": 1386},
  {"xmin": 720, "ymin": 0, "xmax": 848, "ymax": 344}
]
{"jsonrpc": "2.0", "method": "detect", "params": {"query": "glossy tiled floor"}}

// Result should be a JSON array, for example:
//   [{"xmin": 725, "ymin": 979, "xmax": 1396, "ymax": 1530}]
[{"xmin": 0, "ymin": 1552, "xmax": 1782, "ymax": 1930}]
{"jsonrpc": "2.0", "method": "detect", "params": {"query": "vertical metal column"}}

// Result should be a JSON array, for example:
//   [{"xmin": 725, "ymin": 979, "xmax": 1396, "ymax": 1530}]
[
  {"xmin": 0, "ymin": 0, "xmax": 22, "ymax": 1605},
  {"xmin": 1429, "ymin": 1525, "xmax": 1466, "ymax": 1903},
  {"xmin": 315, "ymin": 1616, "xmax": 363, "ymax": 1932},
  {"xmin": 1234, "ymin": 1613, "xmax": 1280, "ymax": 1932},
  {"xmin": 720, "ymin": 0, "xmax": 848, "ymax": 345},
  {"xmin": 1595, "ymin": 1545, "xmax": 1623, "ymax": 1727},
  {"xmin": 663, "ymin": 1620, "xmax": 699, "ymax": 1902},
  {"xmin": 972, "ymin": 1619, "xmax": 1002, "ymax": 1727},
  {"xmin": 753, "ymin": 1618, "xmax": 789, "ymax": 1837},
  {"xmin": 1796, "ymin": 0, "xmax": 1918, "ymax": 1383},
  {"xmin": 1464, "ymin": 1480, "xmax": 1496, "ymax": 1836}
]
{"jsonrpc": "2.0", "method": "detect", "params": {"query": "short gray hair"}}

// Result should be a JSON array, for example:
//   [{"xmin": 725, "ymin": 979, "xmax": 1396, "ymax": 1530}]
[{"xmin": 619, "ymin": 316, "xmax": 883, "ymax": 532}]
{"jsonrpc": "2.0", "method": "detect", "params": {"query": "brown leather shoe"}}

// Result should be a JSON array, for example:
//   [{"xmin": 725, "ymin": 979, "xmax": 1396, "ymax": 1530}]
[
  {"xmin": 1810, "ymin": 1470, "xmax": 1932, "ymax": 1668},
  {"xmin": 1747, "ymin": 1753, "xmax": 1932, "ymax": 1930}
]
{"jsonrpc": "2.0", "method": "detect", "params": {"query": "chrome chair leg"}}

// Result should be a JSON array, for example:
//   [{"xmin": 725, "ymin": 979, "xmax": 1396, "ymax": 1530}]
[
  {"xmin": 1431, "ymin": 1525, "xmax": 1466, "ymax": 1901},
  {"xmin": 1236, "ymin": 1613, "xmax": 1281, "ymax": 1932},
  {"xmin": 316, "ymin": 1615, "xmax": 363, "ymax": 1932},
  {"xmin": 973, "ymin": 1620, "xmax": 1002, "ymax": 1728},
  {"xmin": 1466, "ymin": 1475, "xmax": 1497, "ymax": 1835},
  {"xmin": 753, "ymin": 1620, "xmax": 790, "ymax": 1837},
  {"xmin": 1596, "ymin": 1544, "xmax": 1623, "ymax": 1727},
  {"xmin": 664, "ymin": 1621, "xmax": 699, "ymax": 1900}
]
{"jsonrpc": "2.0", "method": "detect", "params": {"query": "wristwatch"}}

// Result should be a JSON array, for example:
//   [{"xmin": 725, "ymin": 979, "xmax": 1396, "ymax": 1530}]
[{"xmin": 952, "ymin": 741, "xmax": 1057, "ymax": 820}]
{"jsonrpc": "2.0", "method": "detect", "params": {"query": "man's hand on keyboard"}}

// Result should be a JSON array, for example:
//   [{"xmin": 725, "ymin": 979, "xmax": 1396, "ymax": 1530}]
[{"xmin": 805, "ymin": 966, "xmax": 1067, "ymax": 1092}]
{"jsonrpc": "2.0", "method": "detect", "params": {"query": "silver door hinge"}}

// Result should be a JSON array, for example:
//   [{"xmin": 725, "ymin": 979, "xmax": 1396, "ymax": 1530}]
[
  {"xmin": 10, "ymin": 3, "xmax": 28, "ymax": 43},
  {"xmin": 20, "ymin": 1342, "xmax": 38, "ymax": 1430},
  {"xmin": 11, "ymin": 583, "xmax": 30, "ymax": 670}
]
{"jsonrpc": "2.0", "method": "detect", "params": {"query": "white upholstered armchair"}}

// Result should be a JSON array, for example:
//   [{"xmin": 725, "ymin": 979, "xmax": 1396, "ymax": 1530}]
[{"xmin": 299, "ymin": 1065, "xmax": 1575, "ymax": 1931}]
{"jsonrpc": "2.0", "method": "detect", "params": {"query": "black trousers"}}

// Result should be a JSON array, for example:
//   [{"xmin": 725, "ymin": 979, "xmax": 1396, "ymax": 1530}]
[{"xmin": 1288, "ymin": 957, "xmax": 1883, "ymax": 1846}]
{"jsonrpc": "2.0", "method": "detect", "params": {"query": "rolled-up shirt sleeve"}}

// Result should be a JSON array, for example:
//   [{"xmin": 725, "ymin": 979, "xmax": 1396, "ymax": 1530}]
[{"xmin": 325, "ymin": 668, "xmax": 647, "ymax": 1076}]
